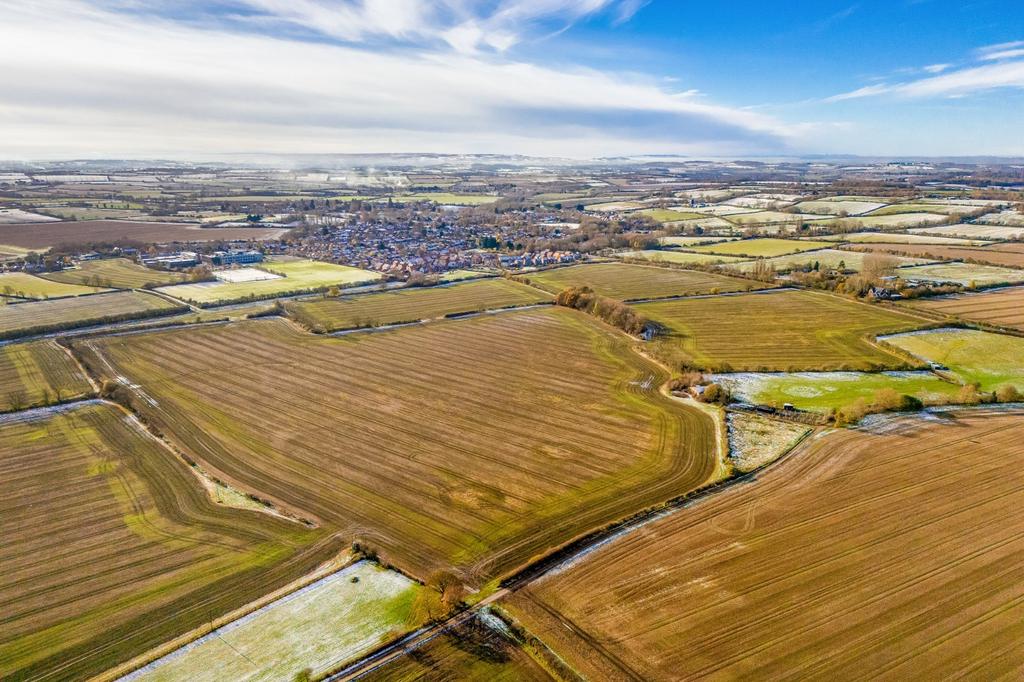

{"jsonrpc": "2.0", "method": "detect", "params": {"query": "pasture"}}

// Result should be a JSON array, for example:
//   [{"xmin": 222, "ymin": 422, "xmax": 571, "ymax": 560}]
[
  {"xmin": 77, "ymin": 310, "xmax": 719, "ymax": 585},
  {"xmin": 0, "ymin": 272, "xmax": 107, "ymax": 299},
  {"xmin": 0, "ymin": 402, "xmax": 336, "ymax": 682},
  {"xmin": 896, "ymin": 262, "xmax": 1024, "ymax": 287},
  {"xmin": 907, "ymin": 286, "xmax": 1024, "ymax": 330},
  {"xmin": 133, "ymin": 562, "xmax": 422, "ymax": 682},
  {"xmin": 683, "ymin": 237, "xmax": 831, "ymax": 258},
  {"xmin": 525, "ymin": 263, "xmax": 766, "ymax": 301},
  {"xmin": 713, "ymin": 370, "xmax": 960, "ymax": 411},
  {"xmin": 636, "ymin": 208, "xmax": 702, "ymax": 222},
  {"xmin": 817, "ymin": 213, "xmax": 951, "ymax": 229},
  {"xmin": 0, "ymin": 340, "xmax": 93, "ymax": 411},
  {"xmin": 723, "ymin": 210, "xmax": 831, "ymax": 225},
  {"xmin": 286, "ymin": 278, "xmax": 550, "ymax": 331},
  {"xmin": 910, "ymin": 223, "xmax": 1024, "ymax": 240},
  {"xmin": 41, "ymin": 258, "xmax": 189, "ymax": 289},
  {"xmin": 793, "ymin": 199, "xmax": 886, "ymax": 215},
  {"xmin": 507, "ymin": 409, "xmax": 1024, "ymax": 680},
  {"xmin": 658, "ymin": 236, "xmax": 738, "ymax": 247},
  {"xmin": 0, "ymin": 220, "xmax": 286, "ymax": 250},
  {"xmin": 617, "ymin": 249, "xmax": 746, "ymax": 265},
  {"xmin": 728, "ymin": 248, "xmax": 930, "ymax": 274},
  {"xmin": 976, "ymin": 209, "xmax": 1024, "ymax": 226},
  {"xmin": 157, "ymin": 258, "xmax": 382, "ymax": 305},
  {"xmin": 866, "ymin": 203, "xmax": 979, "ymax": 216},
  {"xmin": 634, "ymin": 289, "xmax": 928, "ymax": 371},
  {"xmin": 393, "ymin": 193, "xmax": 498, "ymax": 206},
  {"xmin": 0, "ymin": 290, "xmax": 184, "ymax": 340},
  {"xmin": 882, "ymin": 328, "xmax": 1024, "ymax": 392}
]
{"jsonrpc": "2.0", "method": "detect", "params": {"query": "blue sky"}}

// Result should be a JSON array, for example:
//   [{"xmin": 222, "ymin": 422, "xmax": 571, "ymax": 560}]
[{"xmin": 1, "ymin": 0, "xmax": 1022, "ymax": 158}]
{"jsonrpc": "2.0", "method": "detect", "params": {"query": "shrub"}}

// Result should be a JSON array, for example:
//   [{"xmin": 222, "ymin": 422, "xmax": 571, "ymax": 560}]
[{"xmin": 996, "ymin": 384, "xmax": 1022, "ymax": 402}]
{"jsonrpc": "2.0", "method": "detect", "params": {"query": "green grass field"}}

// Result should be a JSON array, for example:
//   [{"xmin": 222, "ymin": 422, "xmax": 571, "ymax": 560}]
[
  {"xmin": 438, "ymin": 269, "xmax": 487, "ymax": 282},
  {"xmin": 881, "ymin": 328, "xmax": 1024, "ymax": 392},
  {"xmin": 287, "ymin": 278, "xmax": 550, "ymax": 331},
  {"xmin": 684, "ymin": 238, "xmax": 831, "ymax": 258},
  {"xmin": 618, "ymin": 249, "xmax": 746, "ymax": 265},
  {"xmin": 635, "ymin": 289, "xmax": 929, "ymax": 372},
  {"xmin": 658, "ymin": 236, "xmax": 738, "ymax": 247},
  {"xmin": 714, "ymin": 370, "xmax": 960, "ymax": 411},
  {"xmin": 42, "ymin": 258, "xmax": 189, "ymax": 289},
  {"xmin": 526, "ymin": 263, "xmax": 766, "ymax": 301},
  {"xmin": 135, "ymin": 562, "xmax": 423, "ymax": 682},
  {"xmin": 866, "ymin": 203, "xmax": 978, "ymax": 217},
  {"xmin": 636, "ymin": 208, "xmax": 703, "ymax": 223},
  {"xmin": 0, "ymin": 272, "xmax": 108, "ymax": 299},
  {"xmin": 157, "ymin": 258, "xmax": 382, "ymax": 306}
]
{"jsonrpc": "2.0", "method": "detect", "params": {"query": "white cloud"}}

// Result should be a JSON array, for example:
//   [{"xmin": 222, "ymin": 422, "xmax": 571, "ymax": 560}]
[
  {"xmin": 0, "ymin": 0, "xmax": 799, "ymax": 159},
  {"xmin": 977, "ymin": 40, "xmax": 1024, "ymax": 60},
  {"xmin": 922, "ymin": 63, "xmax": 951, "ymax": 74}
]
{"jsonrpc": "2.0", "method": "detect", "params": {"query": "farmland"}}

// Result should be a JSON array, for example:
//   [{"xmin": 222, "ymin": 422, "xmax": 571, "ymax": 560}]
[
  {"xmin": 0, "ymin": 340, "xmax": 93, "ymax": 411},
  {"xmin": 0, "ymin": 402, "xmax": 337, "ymax": 682},
  {"xmin": 907, "ymin": 286, "xmax": 1024, "ymax": 330},
  {"xmin": 157, "ymin": 258, "xmax": 382, "ymax": 305},
  {"xmin": 683, "ymin": 237, "xmax": 831, "ymax": 258},
  {"xmin": 820, "ymin": 232, "xmax": 989, "ymax": 246},
  {"xmin": 910, "ymin": 223, "xmax": 1024, "ymax": 240},
  {"xmin": 726, "ymin": 412, "xmax": 809, "ymax": 472},
  {"xmin": 525, "ymin": 263, "xmax": 766, "ymax": 301},
  {"xmin": 727, "ymin": 248, "xmax": 931, "ymax": 273},
  {"xmin": 507, "ymin": 409, "xmax": 1024, "ymax": 680},
  {"xmin": 0, "ymin": 272, "xmax": 107, "ymax": 299},
  {"xmin": 76, "ymin": 309, "xmax": 719, "ymax": 584},
  {"xmin": 817, "ymin": 212, "xmax": 951, "ymax": 229},
  {"xmin": 658, "ymin": 236, "xmax": 737, "ymax": 247},
  {"xmin": 724, "ymin": 210, "xmax": 830, "ymax": 225},
  {"xmin": 133, "ymin": 562, "xmax": 422, "ymax": 682},
  {"xmin": 793, "ymin": 199, "xmax": 886, "ymax": 215},
  {"xmin": 41, "ymin": 258, "xmax": 189, "ymax": 289},
  {"xmin": 635, "ymin": 208, "xmax": 702, "ymax": 222},
  {"xmin": 364, "ymin": 612, "xmax": 558, "ymax": 681},
  {"xmin": 634, "ymin": 289, "xmax": 928, "ymax": 371},
  {"xmin": 0, "ymin": 220, "xmax": 286, "ymax": 250},
  {"xmin": 896, "ymin": 262, "xmax": 1024, "ymax": 286},
  {"xmin": 286, "ymin": 278, "xmax": 551, "ymax": 331},
  {"xmin": 0, "ymin": 290, "xmax": 184, "ymax": 339},
  {"xmin": 843, "ymin": 242, "xmax": 1024, "ymax": 269},
  {"xmin": 392, "ymin": 193, "xmax": 498, "ymax": 206},
  {"xmin": 866, "ymin": 202, "xmax": 980, "ymax": 216},
  {"xmin": 882, "ymin": 328, "xmax": 1024, "ymax": 392},
  {"xmin": 714, "ymin": 370, "xmax": 960, "ymax": 411},
  {"xmin": 617, "ymin": 249, "xmax": 746, "ymax": 265}
]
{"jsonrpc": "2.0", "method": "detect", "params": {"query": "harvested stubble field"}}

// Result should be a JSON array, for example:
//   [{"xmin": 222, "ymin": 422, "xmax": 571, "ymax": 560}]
[
  {"xmin": 0, "ymin": 220, "xmax": 286, "ymax": 250},
  {"xmin": 157, "ymin": 258, "xmax": 382, "ymax": 306},
  {"xmin": 634, "ymin": 289, "xmax": 929, "ymax": 372},
  {"xmin": 816, "ymin": 213, "xmax": 951, "ymax": 229},
  {"xmin": 907, "ymin": 286, "xmax": 1024, "ymax": 330},
  {"xmin": 820, "ymin": 232, "xmax": 989, "ymax": 246},
  {"xmin": 0, "ymin": 272, "xmax": 107, "ymax": 299},
  {"xmin": 507, "ymin": 409, "xmax": 1024, "ymax": 680},
  {"xmin": 0, "ymin": 290, "xmax": 184, "ymax": 340},
  {"xmin": 0, "ymin": 402, "xmax": 338, "ymax": 682},
  {"xmin": 635, "ymin": 208, "xmax": 702, "ymax": 223},
  {"xmin": 77, "ymin": 310, "xmax": 718, "ymax": 584},
  {"xmin": 286, "ymin": 279, "xmax": 550, "ymax": 332},
  {"xmin": 364, "ymin": 612, "xmax": 558, "ymax": 681},
  {"xmin": 682, "ymin": 237, "xmax": 831, "ymax": 258},
  {"xmin": 843, "ymin": 242, "xmax": 1024, "ymax": 269},
  {"xmin": 724, "ymin": 210, "xmax": 831, "ymax": 225},
  {"xmin": 525, "ymin": 263, "xmax": 766, "ymax": 301},
  {"xmin": 0, "ymin": 340, "xmax": 93, "ymax": 411},
  {"xmin": 793, "ymin": 199, "xmax": 886, "ymax": 215},
  {"xmin": 41, "ymin": 258, "xmax": 188, "ymax": 289}
]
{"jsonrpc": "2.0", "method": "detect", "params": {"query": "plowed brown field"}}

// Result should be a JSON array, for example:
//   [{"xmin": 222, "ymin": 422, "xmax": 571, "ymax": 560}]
[
  {"xmin": 507, "ymin": 409, "xmax": 1024, "ymax": 680},
  {"xmin": 907, "ymin": 285, "xmax": 1024, "ymax": 331}
]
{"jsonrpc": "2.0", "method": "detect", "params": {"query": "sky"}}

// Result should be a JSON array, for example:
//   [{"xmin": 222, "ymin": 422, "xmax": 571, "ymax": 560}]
[{"xmin": 1, "ymin": 0, "xmax": 1022, "ymax": 160}]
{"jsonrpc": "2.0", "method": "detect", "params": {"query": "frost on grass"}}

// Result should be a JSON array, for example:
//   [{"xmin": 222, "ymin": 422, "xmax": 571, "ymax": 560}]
[{"xmin": 727, "ymin": 412, "xmax": 810, "ymax": 472}]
